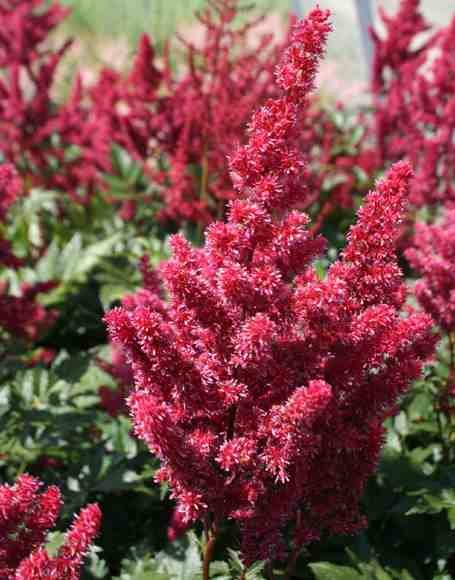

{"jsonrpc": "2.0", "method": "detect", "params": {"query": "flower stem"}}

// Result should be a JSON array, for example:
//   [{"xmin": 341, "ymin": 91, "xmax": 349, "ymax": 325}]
[
  {"xmin": 266, "ymin": 561, "xmax": 276, "ymax": 580},
  {"xmin": 202, "ymin": 521, "xmax": 217, "ymax": 580}
]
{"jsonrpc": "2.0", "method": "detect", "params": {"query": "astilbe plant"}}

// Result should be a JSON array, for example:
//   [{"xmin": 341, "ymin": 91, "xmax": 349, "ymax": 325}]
[
  {"xmin": 0, "ymin": 0, "xmax": 153, "ymax": 204},
  {"xmin": 153, "ymin": 0, "xmax": 284, "ymax": 225},
  {"xmin": 106, "ymin": 9, "xmax": 436, "ymax": 575},
  {"xmin": 0, "ymin": 474, "xmax": 101, "ymax": 580},
  {"xmin": 47, "ymin": 34, "xmax": 163, "ymax": 206},
  {"xmin": 406, "ymin": 211, "xmax": 455, "ymax": 336},
  {"xmin": 35, "ymin": 72, "xmax": 115, "ymax": 205},
  {"xmin": 0, "ymin": 0, "xmax": 372, "ymax": 228},
  {"xmin": 371, "ymin": 0, "xmax": 455, "ymax": 210},
  {"xmin": 0, "ymin": 0, "xmax": 71, "ymax": 187},
  {"xmin": 0, "ymin": 164, "xmax": 57, "ymax": 342},
  {"xmin": 370, "ymin": 0, "xmax": 431, "ymax": 167},
  {"xmin": 38, "ymin": 0, "xmax": 282, "ymax": 220},
  {"xmin": 406, "ymin": 211, "xmax": 455, "ymax": 425},
  {"xmin": 409, "ymin": 15, "xmax": 455, "ymax": 209},
  {"xmin": 88, "ymin": 34, "xmax": 163, "ymax": 164},
  {"xmin": 0, "ymin": 0, "xmax": 104, "ymax": 203}
]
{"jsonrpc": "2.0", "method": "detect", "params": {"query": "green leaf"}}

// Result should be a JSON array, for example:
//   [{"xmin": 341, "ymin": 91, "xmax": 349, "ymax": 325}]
[
  {"xmin": 63, "ymin": 234, "xmax": 119, "ymax": 282},
  {"xmin": 244, "ymin": 560, "xmax": 266, "ymax": 580},
  {"xmin": 86, "ymin": 548, "xmax": 110, "ymax": 578},
  {"xmin": 45, "ymin": 531, "xmax": 65, "ymax": 557},
  {"xmin": 114, "ymin": 552, "xmax": 167, "ymax": 580},
  {"xmin": 54, "ymin": 353, "xmax": 91, "ymax": 383},
  {"xmin": 36, "ymin": 239, "xmax": 61, "ymax": 281},
  {"xmin": 99, "ymin": 283, "xmax": 131, "ymax": 309},
  {"xmin": 209, "ymin": 561, "xmax": 230, "ymax": 578},
  {"xmin": 309, "ymin": 563, "xmax": 363, "ymax": 580},
  {"xmin": 154, "ymin": 533, "xmax": 202, "ymax": 580}
]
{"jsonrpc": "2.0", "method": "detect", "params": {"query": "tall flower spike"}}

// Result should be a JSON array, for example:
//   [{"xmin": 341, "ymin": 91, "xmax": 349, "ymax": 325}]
[
  {"xmin": 106, "ymin": 8, "xmax": 434, "ymax": 567},
  {"xmin": 229, "ymin": 6, "xmax": 331, "ymax": 212}
]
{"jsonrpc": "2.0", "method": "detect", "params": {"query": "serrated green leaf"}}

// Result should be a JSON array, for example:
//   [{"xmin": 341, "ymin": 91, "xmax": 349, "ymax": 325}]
[
  {"xmin": 309, "ymin": 562, "xmax": 363, "ymax": 580},
  {"xmin": 36, "ymin": 239, "xmax": 61, "ymax": 280},
  {"xmin": 114, "ymin": 553, "xmax": 167, "ymax": 580}
]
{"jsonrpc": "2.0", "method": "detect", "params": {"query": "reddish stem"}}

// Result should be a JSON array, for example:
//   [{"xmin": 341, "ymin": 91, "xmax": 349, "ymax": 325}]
[{"xmin": 202, "ymin": 522, "xmax": 218, "ymax": 580}]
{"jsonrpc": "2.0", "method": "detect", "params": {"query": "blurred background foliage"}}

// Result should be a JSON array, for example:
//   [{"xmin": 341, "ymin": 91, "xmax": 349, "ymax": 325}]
[{"xmin": 56, "ymin": 0, "xmax": 452, "ymax": 87}]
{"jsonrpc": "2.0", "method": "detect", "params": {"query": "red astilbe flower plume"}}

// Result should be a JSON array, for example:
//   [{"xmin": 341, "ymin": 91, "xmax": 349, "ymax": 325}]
[
  {"xmin": 0, "ymin": 0, "xmax": 69, "ymax": 68},
  {"xmin": 155, "ymin": 0, "xmax": 284, "ymax": 224},
  {"xmin": 0, "ymin": 0, "xmax": 113, "ymax": 204},
  {"xmin": 371, "ymin": 0, "xmax": 455, "ymax": 209},
  {"xmin": 0, "ymin": 1, "xmax": 116, "ymax": 205},
  {"xmin": 0, "ymin": 0, "xmax": 71, "ymax": 184},
  {"xmin": 33, "ymin": 30, "xmax": 164, "ymax": 208},
  {"xmin": 370, "ymin": 0, "xmax": 432, "ymax": 167},
  {"xmin": 35, "ymin": 74, "xmax": 115, "ymax": 204},
  {"xmin": 405, "ymin": 210, "xmax": 455, "ymax": 335},
  {"xmin": 371, "ymin": 0, "xmax": 431, "ymax": 97},
  {"xmin": 408, "ymin": 15, "xmax": 455, "ymax": 208},
  {"xmin": 0, "ymin": 474, "xmax": 101, "ymax": 580},
  {"xmin": 405, "ymin": 211, "xmax": 455, "ymax": 427},
  {"xmin": 106, "ymin": 10, "xmax": 435, "ymax": 566}
]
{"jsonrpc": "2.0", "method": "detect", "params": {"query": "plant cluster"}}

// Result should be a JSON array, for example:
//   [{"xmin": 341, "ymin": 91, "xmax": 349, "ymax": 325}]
[
  {"xmin": 0, "ymin": 474, "xmax": 100, "ymax": 580},
  {"xmin": 371, "ymin": 0, "xmax": 455, "ymax": 209}
]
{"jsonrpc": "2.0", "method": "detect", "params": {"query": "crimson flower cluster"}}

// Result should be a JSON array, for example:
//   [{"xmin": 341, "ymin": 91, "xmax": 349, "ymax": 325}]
[
  {"xmin": 0, "ymin": 0, "xmax": 283, "ymax": 221},
  {"xmin": 43, "ymin": 33, "xmax": 163, "ymax": 206},
  {"xmin": 371, "ymin": 0, "xmax": 455, "ymax": 209},
  {"xmin": 406, "ymin": 211, "xmax": 455, "ymax": 335},
  {"xmin": 0, "ymin": 0, "xmax": 158, "ymax": 205},
  {"xmin": 0, "ymin": 474, "xmax": 101, "ymax": 580},
  {"xmin": 0, "ymin": 0, "xmax": 372, "ymax": 230},
  {"xmin": 406, "ymin": 211, "xmax": 455, "ymax": 419},
  {"xmin": 0, "ymin": 0, "xmax": 71, "ymax": 187},
  {"xmin": 371, "ymin": 0, "xmax": 430, "ymax": 165},
  {"xmin": 0, "ymin": 164, "xmax": 57, "ymax": 341},
  {"xmin": 106, "ymin": 8, "xmax": 435, "ymax": 565}
]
